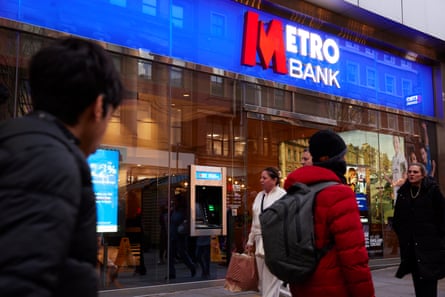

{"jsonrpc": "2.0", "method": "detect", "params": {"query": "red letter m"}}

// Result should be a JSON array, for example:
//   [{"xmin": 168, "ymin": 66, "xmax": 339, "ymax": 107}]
[{"xmin": 241, "ymin": 11, "xmax": 287, "ymax": 74}]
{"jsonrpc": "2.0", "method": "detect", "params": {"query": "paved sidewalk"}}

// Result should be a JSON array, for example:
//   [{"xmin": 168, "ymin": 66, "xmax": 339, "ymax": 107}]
[{"xmin": 100, "ymin": 266, "xmax": 445, "ymax": 297}]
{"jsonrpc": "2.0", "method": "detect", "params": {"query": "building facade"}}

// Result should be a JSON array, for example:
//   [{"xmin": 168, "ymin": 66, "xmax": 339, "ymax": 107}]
[{"xmin": 1, "ymin": 0, "xmax": 444, "ymax": 289}]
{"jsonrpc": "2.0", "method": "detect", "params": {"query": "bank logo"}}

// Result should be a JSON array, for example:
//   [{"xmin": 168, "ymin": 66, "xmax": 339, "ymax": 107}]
[
  {"xmin": 241, "ymin": 11, "xmax": 341, "ymax": 88},
  {"xmin": 406, "ymin": 95, "xmax": 422, "ymax": 106}
]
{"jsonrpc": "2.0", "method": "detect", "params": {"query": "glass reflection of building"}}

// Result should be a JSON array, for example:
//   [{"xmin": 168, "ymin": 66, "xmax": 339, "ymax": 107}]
[{"xmin": 0, "ymin": 0, "xmax": 443, "ymax": 290}]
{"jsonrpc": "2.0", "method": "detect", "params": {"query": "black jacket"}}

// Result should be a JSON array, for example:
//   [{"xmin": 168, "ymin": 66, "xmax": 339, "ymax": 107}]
[
  {"xmin": 0, "ymin": 111, "xmax": 98, "ymax": 297},
  {"xmin": 393, "ymin": 176, "xmax": 445, "ymax": 280}
]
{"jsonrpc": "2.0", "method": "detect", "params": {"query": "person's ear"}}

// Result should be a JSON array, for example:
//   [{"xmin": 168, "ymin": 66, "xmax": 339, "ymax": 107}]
[{"xmin": 93, "ymin": 95, "xmax": 105, "ymax": 121}]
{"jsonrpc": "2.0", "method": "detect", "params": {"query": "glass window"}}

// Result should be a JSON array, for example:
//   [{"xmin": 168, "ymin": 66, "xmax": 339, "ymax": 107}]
[
  {"xmin": 142, "ymin": 0, "xmax": 157, "ymax": 16},
  {"xmin": 206, "ymin": 119, "xmax": 229, "ymax": 157},
  {"xmin": 386, "ymin": 113, "xmax": 398, "ymax": 130},
  {"xmin": 384, "ymin": 54, "xmax": 395, "ymax": 64},
  {"xmin": 210, "ymin": 13, "xmax": 225, "ymax": 37},
  {"xmin": 234, "ymin": 136, "xmax": 245, "ymax": 157},
  {"xmin": 210, "ymin": 75, "xmax": 224, "ymax": 96},
  {"xmin": 172, "ymin": 5, "xmax": 184, "ymax": 28},
  {"xmin": 349, "ymin": 106, "xmax": 363, "ymax": 124},
  {"xmin": 404, "ymin": 117, "xmax": 414, "ymax": 134},
  {"xmin": 366, "ymin": 67, "xmax": 376, "ymax": 88},
  {"xmin": 385, "ymin": 74, "xmax": 396, "ymax": 94},
  {"xmin": 111, "ymin": 55, "xmax": 122, "ymax": 74},
  {"xmin": 138, "ymin": 60, "xmax": 152, "ymax": 79},
  {"xmin": 402, "ymin": 79, "xmax": 412, "ymax": 98},
  {"xmin": 365, "ymin": 48, "xmax": 374, "ymax": 57},
  {"xmin": 171, "ymin": 107, "xmax": 182, "ymax": 145},
  {"xmin": 347, "ymin": 62, "xmax": 359, "ymax": 84},
  {"xmin": 273, "ymin": 89, "xmax": 285, "ymax": 109},
  {"xmin": 110, "ymin": 0, "xmax": 126, "ymax": 7},
  {"xmin": 245, "ymin": 83, "xmax": 261, "ymax": 105},
  {"xmin": 366, "ymin": 110, "xmax": 378, "ymax": 128},
  {"xmin": 170, "ymin": 67, "xmax": 183, "ymax": 87}
]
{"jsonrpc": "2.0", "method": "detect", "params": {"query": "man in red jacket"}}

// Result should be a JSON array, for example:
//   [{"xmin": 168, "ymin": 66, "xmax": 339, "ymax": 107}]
[{"xmin": 284, "ymin": 130, "xmax": 375, "ymax": 297}]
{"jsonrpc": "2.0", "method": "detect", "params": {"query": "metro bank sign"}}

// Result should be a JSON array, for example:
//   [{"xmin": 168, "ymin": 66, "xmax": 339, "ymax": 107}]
[
  {"xmin": 241, "ymin": 11, "xmax": 340, "ymax": 88},
  {"xmin": 0, "ymin": 0, "xmax": 435, "ymax": 117}
]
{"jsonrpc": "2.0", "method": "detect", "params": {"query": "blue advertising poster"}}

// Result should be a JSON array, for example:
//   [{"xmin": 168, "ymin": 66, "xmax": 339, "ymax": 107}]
[
  {"xmin": 87, "ymin": 149, "xmax": 119, "ymax": 233},
  {"xmin": 356, "ymin": 193, "xmax": 368, "ymax": 211},
  {"xmin": 0, "ymin": 0, "xmax": 436, "ymax": 117}
]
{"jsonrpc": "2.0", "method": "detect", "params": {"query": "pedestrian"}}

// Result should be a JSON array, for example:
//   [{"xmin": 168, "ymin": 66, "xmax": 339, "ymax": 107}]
[
  {"xmin": 195, "ymin": 236, "xmax": 211, "ymax": 279},
  {"xmin": 0, "ymin": 37, "xmax": 123, "ymax": 297},
  {"xmin": 393, "ymin": 162, "xmax": 445, "ymax": 297},
  {"xmin": 283, "ymin": 130, "xmax": 375, "ymax": 297},
  {"xmin": 245, "ymin": 167, "xmax": 286, "ymax": 297},
  {"xmin": 168, "ymin": 193, "xmax": 196, "ymax": 279},
  {"xmin": 301, "ymin": 148, "xmax": 312, "ymax": 166}
]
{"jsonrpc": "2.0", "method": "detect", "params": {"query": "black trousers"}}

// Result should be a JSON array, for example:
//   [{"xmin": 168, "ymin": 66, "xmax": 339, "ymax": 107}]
[{"xmin": 412, "ymin": 273, "xmax": 438, "ymax": 297}]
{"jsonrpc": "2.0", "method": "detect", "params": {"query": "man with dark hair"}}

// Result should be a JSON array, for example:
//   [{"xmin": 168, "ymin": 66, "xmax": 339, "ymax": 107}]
[
  {"xmin": 0, "ymin": 37, "xmax": 123, "ymax": 297},
  {"xmin": 284, "ymin": 130, "xmax": 374, "ymax": 297},
  {"xmin": 300, "ymin": 148, "xmax": 312, "ymax": 166}
]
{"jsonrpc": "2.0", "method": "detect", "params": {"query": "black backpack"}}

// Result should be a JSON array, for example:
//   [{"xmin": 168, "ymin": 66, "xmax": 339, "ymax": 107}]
[{"xmin": 259, "ymin": 181, "xmax": 338, "ymax": 284}]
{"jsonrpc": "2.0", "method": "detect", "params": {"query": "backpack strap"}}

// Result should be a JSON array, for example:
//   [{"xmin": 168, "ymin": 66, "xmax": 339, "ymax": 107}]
[
  {"xmin": 308, "ymin": 181, "xmax": 339, "ymax": 193},
  {"xmin": 309, "ymin": 181, "xmax": 339, "ymax": 259}
]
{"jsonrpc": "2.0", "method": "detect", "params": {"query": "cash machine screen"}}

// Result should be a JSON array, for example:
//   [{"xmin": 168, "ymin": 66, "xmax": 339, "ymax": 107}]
[{"xmin": 195, "ymin": 185, "xmax": 223, "ymax": 229}]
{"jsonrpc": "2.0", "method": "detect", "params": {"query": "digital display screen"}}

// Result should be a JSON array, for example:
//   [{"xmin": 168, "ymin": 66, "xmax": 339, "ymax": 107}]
[
  {"xmin": 195, "ymin": 185, "xmax": 223, "ymax": 229},
  {"xmin": 196, "ymin": 171, "xmax": 222, "ymax": 181},
  {"xmin": 0, "ymin": 0, "xmax": 435, "ymax": 117},
  {"xmin": 87, "ymin": 149, "xmax": 119, "ymax": 233},
  {"xmin": 356, "ymin": 193, "xmax": 368, "ymax": 211}
]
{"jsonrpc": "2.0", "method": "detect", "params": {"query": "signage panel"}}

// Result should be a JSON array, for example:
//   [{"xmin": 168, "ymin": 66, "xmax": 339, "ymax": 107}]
[
  {"xmin": 0, "ymin": 0, "xmax": 436, "ymax": 117},
  {"xmin": 196, "ymin": 171, "xmax": 222, "ymax": 181},
  {"xmin": 87, "ymin": 148, "xmax": 119, "ymax": 233}
]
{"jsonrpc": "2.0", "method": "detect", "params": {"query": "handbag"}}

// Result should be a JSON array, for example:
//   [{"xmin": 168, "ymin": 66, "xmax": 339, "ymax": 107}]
[{"xmin": 224, "ymin": 252, "xmax": 259, "ymax": 292}]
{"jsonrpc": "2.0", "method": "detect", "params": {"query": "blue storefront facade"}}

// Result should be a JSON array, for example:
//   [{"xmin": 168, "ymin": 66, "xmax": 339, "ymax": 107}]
[{"xmin": 1, "ymin": 0, "xmax": 444, "ymax": 289}]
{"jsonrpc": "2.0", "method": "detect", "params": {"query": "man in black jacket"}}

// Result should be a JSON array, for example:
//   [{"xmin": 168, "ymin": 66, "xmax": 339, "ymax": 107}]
[{"xmin": 0, "ymin": 37, "xmax": 123, "ymax": 297}]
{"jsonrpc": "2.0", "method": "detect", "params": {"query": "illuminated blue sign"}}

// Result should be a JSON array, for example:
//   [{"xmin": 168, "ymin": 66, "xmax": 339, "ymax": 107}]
[
  {"xmin": 356, "ymin": 193, "xmax": 368, "ymax": 211},
  {"xmin": 196, "ymin": 171, "xmax": 222, "ymax": 181},
  {"xmin": 87, "ymin": 149, "xmax": 119, "ymax": 233},
  {"xmin": 0, "ymin": 0, "xmax": 436, "ymax": 117}
]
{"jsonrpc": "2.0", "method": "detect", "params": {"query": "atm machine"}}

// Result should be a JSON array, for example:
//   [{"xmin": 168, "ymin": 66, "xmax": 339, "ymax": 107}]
[{"xmin": 189, "ymin": 165, "xmax": 227, "ymax": 236}]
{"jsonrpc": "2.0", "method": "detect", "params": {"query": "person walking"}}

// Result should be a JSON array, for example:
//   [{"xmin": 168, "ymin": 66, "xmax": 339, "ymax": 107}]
[
  {"xmin": 195, "ymin": 236, "xmax": 211, "ymax": 279},
  {"xmin": 245, "ymin": 167, "xmax": 286, "ymax": 297},
  {"xmin": 168, "ymin": 193, "xmax": 196, "ymax": 279},
  {"xmin": 0, "ymin": 37, "xmax": 123, "ymax": 297},
  {"xmin": 284, "ymin": 130, "xmax": 375, "ymax": 297},
  {"xmin": 393, "ymin": 162, "xmax": 445, "ymax": 297}
]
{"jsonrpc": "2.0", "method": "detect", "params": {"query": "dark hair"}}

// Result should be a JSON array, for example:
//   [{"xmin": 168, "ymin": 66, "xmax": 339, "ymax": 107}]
[
  {"xmin": 29, "ymin": 37, "xmax": 123, "ymax": 125},
  {"xmin": 409, "ymin": 162, "xmax": 427, "ymax": 177},
  {"xmin": 263, "ymin": 167, "xmax": 280, "ymax": 185}
]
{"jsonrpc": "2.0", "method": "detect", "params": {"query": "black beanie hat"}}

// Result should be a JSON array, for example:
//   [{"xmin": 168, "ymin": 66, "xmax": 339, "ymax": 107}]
[{"xmin": 309, "ymin": 130, "xmax": 347, "ymax": 163}]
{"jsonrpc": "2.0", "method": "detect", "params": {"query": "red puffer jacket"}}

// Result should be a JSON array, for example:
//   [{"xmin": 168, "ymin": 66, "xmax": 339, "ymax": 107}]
[{"xmin": 284, "ymin": 166, "xmax": 375, "ymax": 297}]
